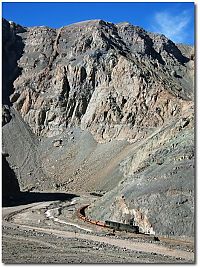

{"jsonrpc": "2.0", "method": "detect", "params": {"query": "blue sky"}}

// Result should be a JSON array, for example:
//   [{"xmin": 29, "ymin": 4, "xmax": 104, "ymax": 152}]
[{"xmin": 2, "ymin": 2, "xmax": 194, "ymax": 45}]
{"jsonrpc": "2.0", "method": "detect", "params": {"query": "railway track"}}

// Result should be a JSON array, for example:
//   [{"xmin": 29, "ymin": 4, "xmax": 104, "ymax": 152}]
[
  {"xmin": 77, "ymin": 205, "xmax": 107, "ymax": 227},
  {"xmin": 2, "ymin": 199, "xmax": 194, "ymax": 262},
  {"xmin": 77, "ymin": 205, "xmax": 194, "ymax": 248},
  {"xmin": 77, "ymin": 205, "xmax": 139, "ymax": 233}
]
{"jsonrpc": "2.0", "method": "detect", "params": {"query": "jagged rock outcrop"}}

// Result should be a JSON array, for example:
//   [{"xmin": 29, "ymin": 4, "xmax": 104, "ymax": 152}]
[
  {"xmin": 2, "ymin": 19, "xmax": 26, "ymax": 128},
  {"xmin": 2, "ymin": 18, "xmax": 194, "ymax": 237},
  {"xmin": 2, "ymin": 19, "xmax": 26, "ymax": 104},
  {"xmin": 6, "ymin": 19, "xmax": 194, "ymax": 142}
]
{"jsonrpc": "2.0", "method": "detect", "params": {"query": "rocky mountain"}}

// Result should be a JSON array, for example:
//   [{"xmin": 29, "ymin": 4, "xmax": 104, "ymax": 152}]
[{"xmin": 2, "ymin": 18, "xmax": 194, "ymax": 238}]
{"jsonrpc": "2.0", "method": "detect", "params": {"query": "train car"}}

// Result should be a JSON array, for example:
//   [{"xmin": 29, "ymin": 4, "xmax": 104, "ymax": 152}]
[
  {"xmin": 77, "ymin": 205, "xmax": 139, "ymax": 234},
  {"xmin": 105, "ymin": 220, "xmax": 139, "ymax": 233},
  {"xmin": 97, "ymin": 222, "xmax": 106, "ymax": 227}
]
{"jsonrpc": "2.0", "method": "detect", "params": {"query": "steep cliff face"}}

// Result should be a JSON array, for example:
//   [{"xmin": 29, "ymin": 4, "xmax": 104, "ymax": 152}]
[
  {"xmin": 2, "ymin": 19, "xmax": 26, "ymax": 105},
  {"xmin": 2, "ymin": 19, "xmax": 48, "ymax": 195},
  {"xmin": 8, "ymin": 19, "xmax": 194, "ymax": 142},
  {"xmin": 2, "ymin": 19, "xmax": 194, "ymax": 237},
  {"xmin": 2, "ymin": 19, "xmax": 26, "ymax": 127}
]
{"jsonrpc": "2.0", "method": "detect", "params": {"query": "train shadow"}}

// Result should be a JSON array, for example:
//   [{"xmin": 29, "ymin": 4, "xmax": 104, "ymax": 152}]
[{"xmin": 2, "ymin": 191, "xmax": 79, "ymax": 207}]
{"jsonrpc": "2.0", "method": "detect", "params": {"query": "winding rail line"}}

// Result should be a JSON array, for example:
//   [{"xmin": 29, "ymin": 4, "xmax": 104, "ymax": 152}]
[
  {"xmin": 77, "ymin": 205, "xmax": 107, "ymax": 227},
  {"xmin": 2, "ymin": 200, "xmax": 194, "ymax": 262},
  {"xmin": 77, "ymin": 205, "xmax": 139, "ymax": 233},
  {"xmin": 77, "ymin": 204, "xmax": 194, "ymax": 251}
]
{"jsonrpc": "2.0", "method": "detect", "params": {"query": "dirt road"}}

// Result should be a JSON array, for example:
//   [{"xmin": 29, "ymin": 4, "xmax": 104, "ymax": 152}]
[{"xmin": 2, "ymin": 196, "xmax": 194, "ymax": 264}]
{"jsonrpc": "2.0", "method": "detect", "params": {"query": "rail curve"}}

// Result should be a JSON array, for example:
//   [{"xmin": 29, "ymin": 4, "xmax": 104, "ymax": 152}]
[
  {"xmin": 77, "ymin": 205, "xmax": 107, "ymax": 227},
  {"xmin": 77, "ymin": 205, "xmax": 139, "ymax": 233}
]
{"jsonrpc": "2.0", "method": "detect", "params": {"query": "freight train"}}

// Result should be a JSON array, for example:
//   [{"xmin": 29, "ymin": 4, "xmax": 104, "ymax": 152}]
[{"xmin": 77, "ymin": 205, "xmax": 139, "ymax": 233}]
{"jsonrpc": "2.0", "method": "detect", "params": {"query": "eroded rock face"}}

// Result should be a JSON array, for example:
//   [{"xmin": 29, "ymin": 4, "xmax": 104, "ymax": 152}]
[
  {"xmin": 2, "ymin": 19, "xmax": 26, "ymax": 105},
  {"xmin": 6, "ymin": 19, "xmax": 194, "ymax": 142}
]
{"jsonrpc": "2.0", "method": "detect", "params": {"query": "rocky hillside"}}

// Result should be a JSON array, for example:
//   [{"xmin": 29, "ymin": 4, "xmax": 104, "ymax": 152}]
[
  {"xmin": 5, "ymin": 19, "xmax": 194, "ymax": 141},
  {"xmin": 2, "ymin": 18, "xmax": 194, "ymax": 238}
]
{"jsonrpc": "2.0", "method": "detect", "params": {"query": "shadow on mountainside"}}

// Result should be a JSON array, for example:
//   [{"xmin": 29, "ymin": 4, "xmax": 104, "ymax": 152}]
[
  {"xmin": 2, "ymin": 191, "xmax": 79, "ymax": 207},
  {"xmin": 2, "ymin": 147, "xmax": 79, "ymax": 208},
  {"xmin": 2, "ymin": 18, "xmax": 26, "ymax": 106}
]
